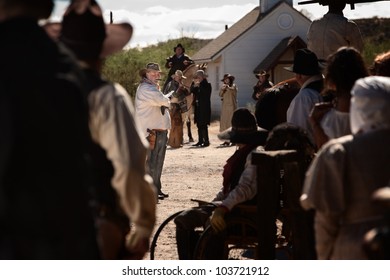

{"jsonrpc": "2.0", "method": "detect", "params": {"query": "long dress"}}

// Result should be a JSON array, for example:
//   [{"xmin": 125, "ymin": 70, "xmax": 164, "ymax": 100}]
[{"xmin": 219, "ymin": 84, "xmax": 238, "ymax": 132}]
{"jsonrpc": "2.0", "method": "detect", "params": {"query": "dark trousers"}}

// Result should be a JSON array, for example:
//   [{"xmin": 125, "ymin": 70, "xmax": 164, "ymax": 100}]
[
  {"xmin": 196, "ymin": 124, "xmax": 209, "ymax": 144},
  {"xmin": 174, "ymin": 206, "xmax": 224, "ymax": 259},
  {"xmin": 146, "ymin": 130, "xmax": 168, "ymax": 194}
]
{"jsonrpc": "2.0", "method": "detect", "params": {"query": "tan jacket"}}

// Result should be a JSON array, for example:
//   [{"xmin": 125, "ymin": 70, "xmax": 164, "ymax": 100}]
[
  {"xmin": 307, "ymin": 13, "xmax": 363, "ymax": 61},
  {"xmin": 88, "ymin": 83, "xmax": 156, "ymax": 239}
]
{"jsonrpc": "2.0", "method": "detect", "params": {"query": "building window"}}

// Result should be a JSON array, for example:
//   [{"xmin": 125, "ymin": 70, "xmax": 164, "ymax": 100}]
[{"xmin": 278, "ymin": 13, "xmax": 294, "ymax": 30}]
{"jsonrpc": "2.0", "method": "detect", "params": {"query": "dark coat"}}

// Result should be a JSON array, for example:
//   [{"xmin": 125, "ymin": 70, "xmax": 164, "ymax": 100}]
[
  {"xmin": 163, "ymin": 54, "xmax": 194, "ymax": 91},
  {"xmin": 0, "ymin": 18, "xmax": 99, "ymax": 259},
  {"xmin": 191, "ymin": 79, "xmax": 211, "ymax": 126},
  {"xmin": 165, "ymin": 53, "xmax": 194, "ymax": 77},
  {"xmin": 252, "ymin": 80, "xmax": 274, "ymax": 101}
]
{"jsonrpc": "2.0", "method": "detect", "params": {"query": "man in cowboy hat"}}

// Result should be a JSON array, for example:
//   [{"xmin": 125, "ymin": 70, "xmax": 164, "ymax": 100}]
[
  {"xmin": 174, "ymin": 108, "xmax": 268, "ymax": 259},
  {"xmin": 135, "ymin": 62, "xmax": 171, "ymax": 201},
  {"xmin": 0, "ymin": 0, "xmax": 100, "ymax": 259},
  {"xmin": 55, "ymin": 0, "xmax": 156, "ymax": 259},
  {"xmin": 163, "ymin": 43, "xmax": 194, "ymax": 92},
  {"xmin": 284, "ymin": 48, "xmax": 324, "ymax": 143},
  {"xmin": 252, "ymin": 70, "xmax": 273, "ymax": 101},
  {"xmin": 191, "ymin": 70, "xmax": 212, "ymax": 147}
]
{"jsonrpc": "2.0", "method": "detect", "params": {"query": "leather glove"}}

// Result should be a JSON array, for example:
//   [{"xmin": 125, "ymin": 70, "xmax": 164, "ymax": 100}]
[{"xmin": 210, "ymin": 206, "xmax": 228, "ymax": 233}]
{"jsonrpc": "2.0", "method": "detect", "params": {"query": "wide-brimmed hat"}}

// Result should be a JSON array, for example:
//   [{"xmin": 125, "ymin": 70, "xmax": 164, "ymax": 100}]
[
  {"xmin": 284, "ymin": 48, "xmax": 321, "ymax": 76},
  {"xmin": 218, "ymin": 108, "xmax": 268, "ymax": 145},
  {"xmin": 193, "ymin": 69, "xmax": 208, "ymax": 79},
  {"xmin": 172, "ymin": 70, "xmax": 187, "ymax": 79},
  {"xmin": 221, "ymin": 73, "xmax": 235, "ymax": 82},
  {"xmin": 139, "ymin": 62, "xmax": 163, "ymax": 77},
  {"xmin": 43, "ymin": 0, "xmax": 132, "ymax": 59},
  {"xmin": 173, "ymin": 43, "xmax": 185, "ymax": 52},
  {"xmin": 255, "ymin": 70, "xmax": 270, "ymax": 79}
]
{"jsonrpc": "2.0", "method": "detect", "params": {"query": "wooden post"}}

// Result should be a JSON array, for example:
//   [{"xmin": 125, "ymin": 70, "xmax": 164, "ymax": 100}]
[{"xmin": 110, "ymin": 11, "xmax": 113, "ymax": 24}]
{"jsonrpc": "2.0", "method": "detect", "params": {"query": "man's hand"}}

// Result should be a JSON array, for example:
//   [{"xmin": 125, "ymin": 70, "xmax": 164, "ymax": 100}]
[
  {"xmin": 124, "ymin": 231, "xmax": 149, "ymax": 260},
  {"xmin": 309, "ymin": 102, "xmax": 332, "ymax": 126},
  {"xmin": 210, "ymin": 206, "xmax": 228, "ymax": 233}
]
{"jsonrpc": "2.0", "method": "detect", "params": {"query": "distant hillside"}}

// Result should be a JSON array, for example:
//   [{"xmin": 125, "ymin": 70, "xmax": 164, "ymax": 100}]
[
  {"xmin": 103, "ymin": 17, "xmax": 389, "ymax": 98},
  {"xmin": 354, "ymin": 17, "xmax": 390, "ymax": 64},
  {"xmin": 102, "ymin": 37, "xmax": 211, "ymax": 98}
]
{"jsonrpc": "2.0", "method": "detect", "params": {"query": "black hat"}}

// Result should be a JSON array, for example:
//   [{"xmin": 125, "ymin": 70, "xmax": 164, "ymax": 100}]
[
  {"xmin": 218, "ymin": 108, "xmax": 268, "ymax": 145},
  {"xmin": 174, "ymin": 43, "xmax": 185, "ymax": 52},
  {"xmin": 284, "ymin": 48, "xmax": 321, "ymax": 76}
]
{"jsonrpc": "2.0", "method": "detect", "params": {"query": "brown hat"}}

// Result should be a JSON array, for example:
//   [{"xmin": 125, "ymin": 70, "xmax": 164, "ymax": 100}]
[
  {"xmin": 218, "ymin": 108, "xmax": 268, "ymax": 145},
  {"xmin": 255, "ymin": 70, "xmax": 270, "ymax": 79},
  {"xmin": 221, "ymin": 73, "xmax": 235, "ymax": 82},
  {"xmin": 43, "ymin": 0, "xmax": 132, "ymax": 59},
  {"xmin": 139, "ymin": 62, "xmax": 163, "ymax": 77}
]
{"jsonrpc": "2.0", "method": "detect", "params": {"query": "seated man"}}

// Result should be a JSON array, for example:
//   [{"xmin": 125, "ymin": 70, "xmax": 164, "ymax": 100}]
[
  {"xmin": 174, "ymin": 115, "xmax": 316, "ymax": 259},
  {"xmin": 174, "ymin": 108, "xmax": 268, "ymax": 259}
]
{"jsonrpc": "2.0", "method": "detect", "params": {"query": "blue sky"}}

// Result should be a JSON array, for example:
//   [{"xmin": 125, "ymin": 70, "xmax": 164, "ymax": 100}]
[{"xmin": 51, "ymin": 0, "xmax": 390, "ymax": 48}]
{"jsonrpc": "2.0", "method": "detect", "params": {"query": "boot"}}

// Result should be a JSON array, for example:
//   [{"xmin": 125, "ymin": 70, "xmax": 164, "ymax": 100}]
[
  {"xmin": 193, "ymin": 128, "xmax": 204, "ymax": 146},
  {"xmin": 202, "ymin": 128, "xmax": 210, "ymax": 147}
]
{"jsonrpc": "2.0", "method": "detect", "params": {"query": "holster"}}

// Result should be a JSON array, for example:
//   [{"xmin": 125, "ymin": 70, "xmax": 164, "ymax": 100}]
[{"xmin": 146, "ymin": 129, "xmax": 156, "ymax": 150}]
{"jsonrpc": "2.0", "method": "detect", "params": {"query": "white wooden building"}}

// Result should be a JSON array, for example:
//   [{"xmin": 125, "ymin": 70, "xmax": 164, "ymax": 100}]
[{"xmin": 192, "ymin": 0, "xmax": 311, "ymax": 117}]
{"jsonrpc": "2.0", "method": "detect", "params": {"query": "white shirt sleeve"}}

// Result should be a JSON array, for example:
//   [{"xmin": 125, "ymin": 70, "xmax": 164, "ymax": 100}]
[
  {"xmin": 88, "ymin": 83, "xmax": 156, "ymax": 238},
  {"xmin": 220, "ymin": 152, "xmax": 258, "ymax": 210}
]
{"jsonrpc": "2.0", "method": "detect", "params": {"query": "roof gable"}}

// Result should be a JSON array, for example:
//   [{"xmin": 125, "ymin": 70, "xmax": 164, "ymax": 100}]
[
  {"xmin": 192, "ymin": 6, "xmax": 260, "ymax": 61},
  {"xmin": 253, "ymin": 36, "xmax": 306, "ymax": 73},
  {"xmin": 192, "ymin": 2, "xmax": 308, "ymax": 62}
]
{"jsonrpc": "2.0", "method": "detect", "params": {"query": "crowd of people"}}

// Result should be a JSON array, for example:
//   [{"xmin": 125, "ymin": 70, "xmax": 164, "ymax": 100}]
[{"xmin": 1, "ymin": 0, "xmax": 389, "ymax": 261}]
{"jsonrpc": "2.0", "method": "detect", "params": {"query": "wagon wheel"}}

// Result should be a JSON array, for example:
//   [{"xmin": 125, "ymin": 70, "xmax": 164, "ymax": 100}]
[{"xmin": 149, "ymin": 210, "xmax": 184, "ymax": 260}]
